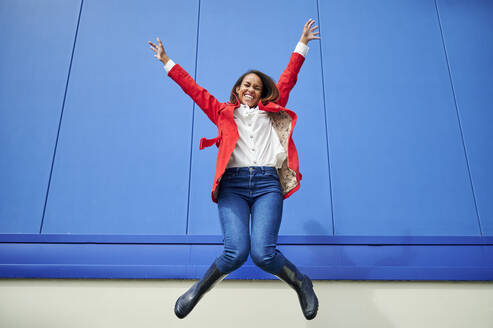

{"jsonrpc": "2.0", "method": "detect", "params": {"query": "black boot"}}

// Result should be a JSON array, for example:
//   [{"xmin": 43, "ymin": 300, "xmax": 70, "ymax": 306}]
[
  {"xmin": 174, "ymin": 261, "xmax": 228, "ymax": 319},
  {"xmin": 274, "ymin": 258, "xmax": 319, "ymax": 320}
]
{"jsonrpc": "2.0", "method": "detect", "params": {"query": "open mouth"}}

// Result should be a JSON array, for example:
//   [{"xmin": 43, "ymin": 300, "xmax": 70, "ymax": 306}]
[{"xmin": 244, "ymin": 94, "xmax": 253, "ymax": 101}]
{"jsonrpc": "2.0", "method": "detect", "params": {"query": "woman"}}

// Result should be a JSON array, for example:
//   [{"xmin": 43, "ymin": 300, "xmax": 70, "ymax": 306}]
[{"xmin": 148, "ymin": 18, "xmax": 320, "ymax": 320}]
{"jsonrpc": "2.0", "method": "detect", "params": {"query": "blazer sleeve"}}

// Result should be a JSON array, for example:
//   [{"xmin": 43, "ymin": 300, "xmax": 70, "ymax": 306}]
[
  {"xmin": 167, "ymin": 64, "xmax": 222, "ymax": 126},
  {"xmin": 276, "ymin": 52, "xmax": 306, "ymax": 108}
]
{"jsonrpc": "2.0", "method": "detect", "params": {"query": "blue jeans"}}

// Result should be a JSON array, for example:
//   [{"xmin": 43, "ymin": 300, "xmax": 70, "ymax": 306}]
[{"xmin": 214, "ymin": 166, "xmax": 287, "ymax": 275}]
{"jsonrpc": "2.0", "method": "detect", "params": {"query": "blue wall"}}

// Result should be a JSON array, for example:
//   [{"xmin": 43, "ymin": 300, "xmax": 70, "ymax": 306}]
[{"xmin": 0, "ymin": 0, "xmax": 492, "ymax": 280}]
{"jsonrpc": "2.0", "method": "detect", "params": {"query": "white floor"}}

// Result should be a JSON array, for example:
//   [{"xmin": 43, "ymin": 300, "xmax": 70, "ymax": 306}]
[{"xmin": 1, "ymin": 279, "xmax": 492, "ymax": 328}]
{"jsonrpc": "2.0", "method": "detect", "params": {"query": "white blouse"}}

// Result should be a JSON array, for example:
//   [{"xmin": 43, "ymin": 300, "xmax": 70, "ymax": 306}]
[
  {"xmin": 226, "ymin": 103, "xmax": 287, "ymax": 169},
  {"xmin": 164, "ymin": 42, "xmax": 309, "ymax": 169}
]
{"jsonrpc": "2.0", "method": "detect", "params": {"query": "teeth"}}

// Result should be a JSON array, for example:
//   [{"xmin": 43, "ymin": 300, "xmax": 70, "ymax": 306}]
[{"xmin": 244, "ymin": 95, "xmax": 253, "ymax": 100}]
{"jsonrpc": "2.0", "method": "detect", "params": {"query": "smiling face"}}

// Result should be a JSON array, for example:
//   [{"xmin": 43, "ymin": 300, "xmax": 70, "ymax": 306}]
[{"xmin": 235, "ymin": 73, "xmax": 263, "ymax": 107}]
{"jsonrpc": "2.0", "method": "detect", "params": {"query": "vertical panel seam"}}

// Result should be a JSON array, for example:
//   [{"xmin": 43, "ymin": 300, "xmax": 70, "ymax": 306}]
[
  {"xmin": 316, "ymin": 0, "xmax": 336, "ymax": 236},
  {"xmin": 185, "ymin": 0, "xmax": 202, "ymax": 235},
  {"xmin": 433, "ymin": 0, "xmax": 483, "ymax": 235},
  {"xmin": 39, "ymin": 0, "xmax": 85, "ymax": 234}
]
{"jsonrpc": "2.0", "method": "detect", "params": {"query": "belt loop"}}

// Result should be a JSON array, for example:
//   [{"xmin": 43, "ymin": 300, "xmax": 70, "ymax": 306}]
[
  {"xmin": 235, "ymin": 167, "xmax": 239, "ymax": 176},
  {"xmin": 261, "ymin": 166, "xmax": 265, "ymax": 174}
]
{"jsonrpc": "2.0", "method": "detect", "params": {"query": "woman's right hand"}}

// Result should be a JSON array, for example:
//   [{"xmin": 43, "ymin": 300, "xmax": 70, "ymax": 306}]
[{"xmin": 148, "ymin": 37, "xmax": 169, "ymax": 64}]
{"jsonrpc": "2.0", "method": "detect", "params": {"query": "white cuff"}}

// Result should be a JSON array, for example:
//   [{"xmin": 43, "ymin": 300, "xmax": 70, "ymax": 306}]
[
  {"xmin": 294, "ymin": 42, "xmax": 309, "ymax": 57},
  {"xmin": 163, "ymin": 59, "xmax": 176, "ymax": 73}
]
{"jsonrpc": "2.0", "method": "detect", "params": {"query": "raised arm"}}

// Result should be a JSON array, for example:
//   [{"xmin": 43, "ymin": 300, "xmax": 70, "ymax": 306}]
[
  {"xmin": 276, "ymin": 19, "xmax": 320, "ymax": 108},
  {"xmin": 149, "ymin": 37, "xmax": 222, "ymax": 125}
]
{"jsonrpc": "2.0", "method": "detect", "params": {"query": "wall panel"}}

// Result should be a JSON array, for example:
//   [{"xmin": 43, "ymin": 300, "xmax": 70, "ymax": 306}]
[
  {"xmin": 0, "ymin": 0, "xmax": 81, "ymax": 233},
  {"xmin": 437, "ymin": 0, "xmax": 493, "ymax": 235},
  {"xmin": 42, "ymin": 0, "xmax": 199, "ymax": 234},
  {"xmin": 318, "ymin": 0, "xmax": 479, "ymax": 235},
  {"xmin": 188, "ymin": 0, "xmax": 332, "ymax": 236}
]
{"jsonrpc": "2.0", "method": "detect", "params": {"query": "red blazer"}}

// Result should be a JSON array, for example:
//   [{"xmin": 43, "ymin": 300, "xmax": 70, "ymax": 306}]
[{"xmin": 168, "ymin": 52, "xmax": 305, "ymax": 203}]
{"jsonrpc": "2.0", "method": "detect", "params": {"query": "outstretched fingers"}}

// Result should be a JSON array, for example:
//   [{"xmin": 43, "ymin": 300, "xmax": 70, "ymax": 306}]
[
  {"xmin": 300, "ymin": 18, "xmax": 321, "ymax": 43},
  {"xmin": 305, "ymin": 18, "xmax": 314, "ymax": 29},
  {"xmin": 148, "ymin": 37, "xmax": 165, "ymax": 51},
  {"xmin": 308, "ymin": 19, "xmax": 316, "ymax": 29}
]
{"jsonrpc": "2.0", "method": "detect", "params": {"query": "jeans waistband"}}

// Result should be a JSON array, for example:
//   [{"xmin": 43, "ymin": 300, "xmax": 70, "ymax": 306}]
[{"xmin": 224, "ymin": 166, "xmax": 277, "ymax": 176}]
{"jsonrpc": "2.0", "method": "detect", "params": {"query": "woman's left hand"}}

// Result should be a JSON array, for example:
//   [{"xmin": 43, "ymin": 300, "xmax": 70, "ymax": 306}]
[{"xmin": 299, "ymin": 18, "xmax": 320, "ymax": 45}]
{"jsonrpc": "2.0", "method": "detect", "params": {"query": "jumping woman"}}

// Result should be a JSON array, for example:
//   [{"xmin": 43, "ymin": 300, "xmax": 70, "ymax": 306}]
[{"xmin": 148, "ymin": 18, "xmax": 320, "ymax": 320}]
